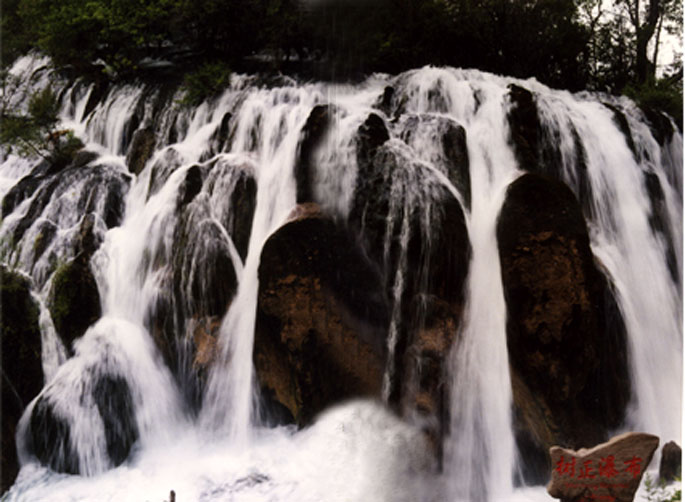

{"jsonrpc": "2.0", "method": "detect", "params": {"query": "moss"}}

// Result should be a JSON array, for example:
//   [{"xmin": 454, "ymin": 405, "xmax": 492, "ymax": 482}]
[{"xmin": 48, "ymin": 257, "xmax": 101, "ymax": 351}]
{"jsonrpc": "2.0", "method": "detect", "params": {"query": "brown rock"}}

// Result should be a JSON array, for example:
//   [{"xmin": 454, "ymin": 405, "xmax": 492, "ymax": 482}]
[
  {"xmin": 192, "ymin": 317, "xmax": 221, "ymax": 371},
  {"xmin": 659, "ymin": 441, "xmax": 682, "ymax": 482},
  {"xmin": 498, "ymin": 173, "xmax": 631, "ymax": 483},
  {"xmin": 253, "ymin": 203, "xmax": 389, "ymax": 425},
  {"xmin": 547, "ymin": 432, "xmax": 659, "ymax": 502}
]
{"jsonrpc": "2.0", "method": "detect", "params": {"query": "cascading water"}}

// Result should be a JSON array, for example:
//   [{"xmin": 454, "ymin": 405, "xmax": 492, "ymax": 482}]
[{"xmin": 1, "ymin": 54, "xmax": 681, "ymax": 502}]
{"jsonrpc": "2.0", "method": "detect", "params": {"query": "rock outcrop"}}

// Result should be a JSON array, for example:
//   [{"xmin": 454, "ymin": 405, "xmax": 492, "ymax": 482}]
[
  {"xmin": 253, "ymin": 203, "xmax": 389, "ymax": 425},
  {"xmin": 547, "ymin": 432, "xmax": 659, "ymax": 502},
  {"xmin": 1, "ymin": 266, "xmax": 44, "ymax": 492},
  {"xmin": 659, "ymin": 441, "xmax": 682, "ymax": 482},
  {"xmin": 497, "ymin": 173, "xmax": 631, "ymax": 483}
]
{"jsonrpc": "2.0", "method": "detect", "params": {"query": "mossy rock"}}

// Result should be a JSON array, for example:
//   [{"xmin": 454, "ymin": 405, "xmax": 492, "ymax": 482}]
[
  {"xmin": 48, "ymin": 256, "xmax": 102, "ymax": 352},
  {"xmin": 0, "ymin": 266, "xmax": 43, "ymax": 492}
]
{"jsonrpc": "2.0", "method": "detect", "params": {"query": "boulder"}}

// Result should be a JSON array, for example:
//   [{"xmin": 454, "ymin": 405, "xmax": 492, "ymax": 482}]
[
  {"xmin": 29, "ymin": 373, "xmax": 138, "ymax": 474},
  {"xmin": 497, "ymin": 173, "xmax": 631, "ymax": 483},
  {"xmin": 350, "ymin": 137, "xmax": 470, "ymax": 406},
  {"xmin": 547, "ymin": 432, "xmax": 659, "ymax": 502},
  {"xmin": 48, "ymin": 254, "xmax": 102, "ymax": 353},
  {"xmin": 659, "ymin": 441, "xmax": 682, "ymax": 482},
  {"xmin": 253, "ymin": 203, "xmax": 389, "ymax": 425},
  {"xmin": 0, "ymin": 266, "xmax": 43, "ymax": 492},
  {"xmin": 126, "ymin": 127, "xmax": 156, "ymax": 175}
]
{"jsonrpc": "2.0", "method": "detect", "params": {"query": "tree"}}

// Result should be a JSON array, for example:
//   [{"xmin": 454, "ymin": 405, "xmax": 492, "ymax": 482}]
[
  {"xmin": 1, "ymin": 75, "xmax": 83, "ymax": 166},
  {"xmin": 615, "ymin": 0, "xmax": 661, "ymax": 83}
]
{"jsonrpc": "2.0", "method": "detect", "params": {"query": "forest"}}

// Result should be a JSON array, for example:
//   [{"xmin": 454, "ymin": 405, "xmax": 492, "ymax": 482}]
[{"xmin": 1, "ymin": 0, "xmax": 683, "ymax": 123}]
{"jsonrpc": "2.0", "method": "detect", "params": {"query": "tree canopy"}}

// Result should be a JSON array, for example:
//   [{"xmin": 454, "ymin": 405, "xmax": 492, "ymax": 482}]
[{"xmin": 1, "ymin": 0, "xmax": 682, "ymax": 121}]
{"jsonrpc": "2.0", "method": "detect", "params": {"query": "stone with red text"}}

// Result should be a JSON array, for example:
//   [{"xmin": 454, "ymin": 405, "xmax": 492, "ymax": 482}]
[{"xmin": 547, "ymin": 432, "xmax": 659, "ymax": 502}]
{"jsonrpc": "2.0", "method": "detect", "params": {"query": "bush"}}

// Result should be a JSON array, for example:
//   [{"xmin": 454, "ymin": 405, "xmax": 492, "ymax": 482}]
[
  {"xmin": 179, "ymin": 62, "xmax": 231, "ymax": 107},
  {"xmin": 1, "ymin": 79, "xmax": 84, "ymax": 166},
  {"xmin": 625, "ymin": 76, "xmax": 683, "ymax": 129}
]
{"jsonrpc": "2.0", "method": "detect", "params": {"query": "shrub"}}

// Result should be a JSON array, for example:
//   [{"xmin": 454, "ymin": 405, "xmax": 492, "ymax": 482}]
[{"xmin": 179, "ymin": 62, "xmax": 231, "ymax": 107}]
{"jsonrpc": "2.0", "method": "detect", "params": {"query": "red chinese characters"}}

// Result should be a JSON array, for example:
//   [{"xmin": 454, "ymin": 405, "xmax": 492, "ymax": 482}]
[
  {"xmin": 623, "ymin": 456, "xmax": 643, "ymax": 479},
  {"xmin": 597, "ymin": 456, "xmax": 619, "ymax": 478},
  {"xmin": 556, "ymin": 456, "xmax": 576, "ymax": 477},
  {"xmin": 555, "ymin": 455, "xmax": 631, "ymax": 481}
]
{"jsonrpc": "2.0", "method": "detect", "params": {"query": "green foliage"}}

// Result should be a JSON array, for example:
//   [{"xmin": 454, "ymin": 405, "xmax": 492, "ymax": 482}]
[
  {"xmin": 643, "ymin": 473, "xmax": 682, "ymax": 502},
  {"xmin": 179, "ymin": 62, "xmax": 231, "ymax": 107},
  {"xmin": 1, "ymin": 75, "xmax": 84, "ymax": 165},
  {"xmin": 625, "ymin": 74, "xmax": 683, "ymax": 128}
]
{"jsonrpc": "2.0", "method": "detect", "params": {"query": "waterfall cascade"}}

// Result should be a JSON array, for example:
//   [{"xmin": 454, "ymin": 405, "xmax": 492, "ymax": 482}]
[{"xmin": 1, "ymin": 55, "xmax": 681, "ymax": 502}]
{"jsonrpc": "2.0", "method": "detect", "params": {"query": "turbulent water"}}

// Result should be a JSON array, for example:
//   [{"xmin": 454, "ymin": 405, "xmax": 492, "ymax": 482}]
[{"xmin": 1, "ymin": 55, "xmax": 682, "ymax": 502}]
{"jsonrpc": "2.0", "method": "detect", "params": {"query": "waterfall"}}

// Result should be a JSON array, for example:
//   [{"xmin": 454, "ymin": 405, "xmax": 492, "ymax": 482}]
[{"xmin": 1, "ymin": 54, "xmax": 681, "ymax": 502}]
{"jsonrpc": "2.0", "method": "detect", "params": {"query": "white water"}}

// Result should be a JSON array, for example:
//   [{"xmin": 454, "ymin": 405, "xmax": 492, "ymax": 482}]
[{"xmin": 1, "ymin": 55, "xmax": 681, "ymax": 502}]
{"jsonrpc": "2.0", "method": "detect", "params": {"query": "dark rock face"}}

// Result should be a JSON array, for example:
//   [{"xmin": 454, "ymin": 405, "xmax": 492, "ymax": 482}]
[
  {"xmin": 0, "ymin": 266, "xmax": 43, "ymax": 492},
  {"xmin": 146, "ymin": 158, "xmax": 256, "ymax": 405},
  {"xmin": 497, "ymin": 173, "xmax": 631, "ymax": 483},
  {"xmin": 253, "ymin": 204, "xmax": 389, "ymax": 426},
  {"xmin": 48, "ymin": 253, "xmax": 102, "ymax": 353},
  {"xmin": 295, "ymin": 105, "xmax": 334, "ymax": 203},
  {"xmin": 643, "ymin": 171, "xmax": 679, "ymax": 283},
  {"xmin": 350, "ymin": 129, "xmax": 471, "ymax": 404},
  {"xmin": 397, "ymin": 113, "xmax": 471, "ymax": 209},
  {"xmin": 4, "ymin": 162, "xmax": 130, "ymax": 261},
  {"xmin": 29, "ymin": 374, "xmax": 139, "ymax": 474},
  {"xmin": 348, "ymin": 115, "xmax": 471, "ymax": 461},
  {"xmin": 506, "ymin": 84, "xmax": 592, "ymax": 217},
  {"xmin": 126, "ymin": 127, "xmax": 156, "ymax": 175},
  {"xmin": 29, "ymin": 396, "xmax": 79, "ymax": 475},
  {"xmin": 93, "ymin": 376, "xmax": 139, "ymax": 466},
  {"xmin": 659, "ymin": 441, "xmax": 682, "ymax": 482}
]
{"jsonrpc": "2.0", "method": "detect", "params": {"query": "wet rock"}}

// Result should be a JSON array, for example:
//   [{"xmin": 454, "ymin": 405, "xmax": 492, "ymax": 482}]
[
  {"xmin": 1, "ymin": 266, "xmax": 43, "ymax": 491},
  {"xmin": 603, "ymin": 103, "xmax": 638, "ymax": 161},
  {"xmin": 2, "ymin": 173, "xmax": 43, "ymax": 217},
  {"xmin": 640, "ymin": 105, "xmax": 676, "ymax": 146},
  {"xmin": 31, "ymin": 219, "xmax": 58, "ymax": 267},
  {"xmin": 643, "ymin": 171, "xmax": 678, "ymax": 283},
  {"xmin": 93, "ymin": 375, "xmax": 139, "ymax": 466},
  {"xmin": 507, "ymin": 84, "xmax": 540, "ymax": 171},
  {"xmin": 48, "ymin": 254, "xmax": 102, "ymax": 353},
  {"xmin": 547, "ymin": 432, "xmax": 659, "ymax": 502},
  {"xmin": 507, "ymin": 83, "xmax": 590, "ymax": 202},
  {"xmin": 29, "ymin": 396, "xmax": 79, "ymax": 475},
  {"xmin": 659, "ymin": 441, "xmax": 682, "ymax": 482},
  {"xmin": 401, "ymin": 296, "xmax": 459, "ymax": 464},
  {"xmin": 397, "ymin": 114, "xmax": 471, "ymax": 209},
  {"xmin": 350, "ymin": 141, "xmax": 470, "ymax": 406},
  {"xmin": 226, "ymin": 167, "xmax": 257, "ymax": 261},
  {"xmin": 148, "ymin": 147, "xmax": 184, "ymax": 197},
  {"xmin": 70, "ymin": 150, "xmax": 100, "ymax": 169},
  {"xmin": 8, "ymin": 163, "xmax": 130, "ymax": 248},
  {"xmin": 295, "ymin": 105, "xmax": 334, "ymax": 203},
  {"xmin": 253, "ymin": 203, "xmax": 389, "ymax": 425},
  {"xmin": 376, "ymin": 86, "xmax": 395, "ymax": 116},
  {"xmin": 126, "ymin": 127, "xmax": 156, "ymax": 175},
  {"xmin": 441, "ymin": 120, "xmax": 471, "ymax": 209},
  {"xmin": 29, "ymin": 374, "xmax": 139, "ymax": 474},
  {"xmin": 498, "ymin": 173, "xmax": 631, "ymax": 483},
  {"xmin": 356, "ymin": 113, "xmax": 390, "ymax": 167},
  {"xmin": 179, "ymin": 164, "xmax": 203, "ymax": 207},
  {"xmin": 191, "ymin": 317, "xmax": 221, "ymax": 374},
  {"xmin": 83, "ymin": 79, "xmax": 110, "ymax": 119}
]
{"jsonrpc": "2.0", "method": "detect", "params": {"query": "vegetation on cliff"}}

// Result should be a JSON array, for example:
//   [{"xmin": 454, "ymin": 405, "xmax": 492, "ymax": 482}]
[{"xmin": 0, "ymin": 0, "xmax": 681, "ymax": 123}]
